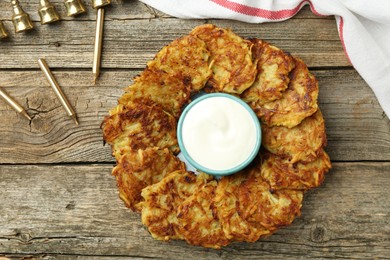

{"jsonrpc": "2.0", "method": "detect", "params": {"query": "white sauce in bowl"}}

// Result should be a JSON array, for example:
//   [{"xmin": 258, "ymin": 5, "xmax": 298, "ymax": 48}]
[{"xmin": 181, "ymin": 96, "xmax": 258, "ymax": 171}]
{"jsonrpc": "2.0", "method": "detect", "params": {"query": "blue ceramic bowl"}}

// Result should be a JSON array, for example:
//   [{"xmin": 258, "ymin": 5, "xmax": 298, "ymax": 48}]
[{"xmin": 177, "ymin": 93, "xmax": 261, "ymax": 177}]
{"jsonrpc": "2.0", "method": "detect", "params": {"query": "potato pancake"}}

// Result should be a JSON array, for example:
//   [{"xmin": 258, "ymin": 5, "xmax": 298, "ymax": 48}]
[
  {"xmin": 177, "ymin": 181, "xmax": 230, "ymax": 249},
  {"xmin": 261, "ymin": 150, "xmax": 331, "ymax": 191},
  {"xmin": 262, "ymin": 109, "xmax": 327, "ymax": 163},
  {"xmin": 147, "ymin": 35, "xmax": 212, "ymax": 92},
  {"xmin": 119, "ymin": 68, "xmax": 191, "ymax": 118},
  {"xmin": 112, "ymin": 148, "xmax": 185, "ymax": 211},
  {"xmin": 214, "ymin": 170, "xmax": 271, "ymax": 242},
  {"xmin": 238, "ymin": 167, "xmax": 303, "ymax": 232},
  {"xmin": 102, "ymin": 102, "xmax": 179, "ymax": 160},
  {"xmin": 191, "ymin": 24, "xmax": 257, "ymax": 94},
  {"xmin": 140, "ymin": 171, "xmax": 213, "ymax": 241},
  {"xmin": 242, "ymin": 39, "xmax": 295, "ymax": 104},
  {"xmin": 249, "ymin": 57, "xmax": 319, "ymax": 128}
]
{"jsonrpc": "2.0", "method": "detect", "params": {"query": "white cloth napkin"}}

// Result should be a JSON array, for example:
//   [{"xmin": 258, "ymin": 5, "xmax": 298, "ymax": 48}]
[{"xmin": 140, "ymin": 0, "xmax": 390, "ymax": 119}]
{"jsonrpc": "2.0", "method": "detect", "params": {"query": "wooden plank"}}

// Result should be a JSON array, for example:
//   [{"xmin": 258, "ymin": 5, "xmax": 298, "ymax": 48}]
[
  {"xmin": 0, "ymin": 2, "xmax": 330, "ymax": 22},
  {"xmin": 0, "ymin": 69, "xmax": 389, "ymax": 164},
  {"xmin": 0, "ymin": 162, "xmax": 389, "ymax": 258},
  {"xmin": 0, "ymin": 18, "xmax": 348, "ymax": 69},
  {"xmin": 315, "ymin": 69, "xmax": 390, "ymax": 162}
]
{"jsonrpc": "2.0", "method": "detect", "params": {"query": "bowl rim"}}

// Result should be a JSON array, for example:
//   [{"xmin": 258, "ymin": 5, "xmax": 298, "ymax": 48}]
[{"xmin": 177, "ymin": 93, "xmax": 262, "ymax": 176}]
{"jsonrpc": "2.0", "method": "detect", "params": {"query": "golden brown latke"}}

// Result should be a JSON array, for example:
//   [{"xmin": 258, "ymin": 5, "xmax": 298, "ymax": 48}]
[
  {"xmin": 119, "ymin": 69, "xmax": 191, "ymax": 118},
  {"xmin": 215, "ymin": 160, "xmax": 303, "ymax": 243},
  {"xmin": 112, "ymin": 148, "xmax": 185, "ymax": 212},
  {"xmin": 214, "ymin": 170, "xmax": 271, "ymax": 242},
  {"xmin": 248, "ymin": 57, "xmax": 319, "ymax": 128},
  {"xmin": 238, "ymin": 166, "xmax": 303, "ymax": 232},
  {"xmin": 102, "ymin": 102, "xmax": 179, "ymax": 160},
  {"xmin": 177, "ymin": 181, "xmax": 230, "ymax": 249},
  {"xmin": 242, "ymin": 39, "xmax": 295, "ymax": 105},
  {"xmin": 147, "ymin": 35, "xmax": 212, "ymax": 92},
  {"xmin": 191, "ymin": 24, "xmax": 257, "ymax": 94},
  {"xmin": 261, "ymin": 150, "xmax": 331, "ymax": 191},
  {"xmin": 140, "ymin": 171, "xmax": 213, "ymax": 241},
  {"xmin": 262, "ymin": 109, "xmax": 327, "ymax": 163}
]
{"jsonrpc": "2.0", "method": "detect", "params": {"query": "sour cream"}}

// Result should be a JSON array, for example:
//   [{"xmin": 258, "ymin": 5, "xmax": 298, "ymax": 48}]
[{"xmin": 178, "ymin": 93, "xmax": 261, "ymax": 175}]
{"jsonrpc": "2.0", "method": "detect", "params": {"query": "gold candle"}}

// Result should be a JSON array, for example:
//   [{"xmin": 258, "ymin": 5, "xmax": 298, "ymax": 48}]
[
  {"xmin": 38, "ymin": 58, "xmax": 79, "ymax": 125},
  {"xmin": 0, "ymin": 86, "xmax": 32, "ymax": 120},
  {"xmin": 92, "ymin": 8, "xmax": 104, "ymax": 84}
]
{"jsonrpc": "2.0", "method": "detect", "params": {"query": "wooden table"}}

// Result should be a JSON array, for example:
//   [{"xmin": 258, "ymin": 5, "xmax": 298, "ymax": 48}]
[{"xmin": 1, "ymin": 1, "xmax": 389, "ymax": 259}]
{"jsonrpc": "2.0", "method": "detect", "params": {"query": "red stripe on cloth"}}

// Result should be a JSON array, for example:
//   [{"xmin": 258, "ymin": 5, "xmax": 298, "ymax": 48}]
[
  {"xmin": 210, "ymin": 0, "xmax": 329, "ymax": 19},
  {"xmin": 338, "ymin": 17, "xmax": 352, "ymax": 64},
  {"xmin": 210, "ymin": 0, "xmax": 307, "ymax": 20},
  {"xmin": 307, "ymin": 1, "xmax": 328, "ymax": 17}
]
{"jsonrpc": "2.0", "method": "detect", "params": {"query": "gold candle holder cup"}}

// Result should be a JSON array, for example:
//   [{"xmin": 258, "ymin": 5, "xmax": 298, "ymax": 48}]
[
  {"xmin": 39, "ymin": 0, "xmax": 61, "ymax": 24},
  {"xmin": 11, "ymin": 0, "xmax": 34, "ymax": 33},
  {"xmin": 0, "ymin": 20, "xmax": 9, "ymax": 38},
  {"xmin": 64, "ymin": 0, "xmax": 87, "ymax": 17}
]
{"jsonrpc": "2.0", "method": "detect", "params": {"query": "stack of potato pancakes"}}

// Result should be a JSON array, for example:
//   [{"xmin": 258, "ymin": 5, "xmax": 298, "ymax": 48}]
[{"xmin": 102, "ymin": 24, "xmax": 331, "ymax": 249}]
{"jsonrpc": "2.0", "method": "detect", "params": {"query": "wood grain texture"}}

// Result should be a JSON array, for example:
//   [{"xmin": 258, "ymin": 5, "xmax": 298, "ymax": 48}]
[
  {"xmin": 0, "ymin": 163, "xmax": 389, "ymax": 258},
  {"xmin": 0, "ymin": 17, "xmax": 348, "ymax": 69},
  {"xmin": 0, "ymin": 70, "xmax": 388, "ymax": 164}
]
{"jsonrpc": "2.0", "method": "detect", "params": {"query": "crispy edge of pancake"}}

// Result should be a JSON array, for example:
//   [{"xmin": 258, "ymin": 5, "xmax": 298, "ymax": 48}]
[
  {"xmin": 238, "ymin": 166, "xmax": 304, "ymax": 232},
  {"xmin": 214, "ymin": 170, "xmax": 271, "ymax": 242},
  {"xmin": 102, "ymin": 102, "xmax": 179, "ymax": 160},
  {"xmin": 241, "ymin": 39, "xmax": 295, "ymax": 104},
  {"xmin": 119, "ymin": 68, "xmax": 192, "ymax": 119},
  {"xmin": 140, "ymin": 171, "xmax": 213, "ymax": 241},
  {"xmin": 191, "ymin": 24, "xmax": 257, "ymax": 94},
  {"xmin": 177, "ymin": 180, "xmax": 230, "ymax": 249},
  {"xmin": 262, "ymin": 109, "xmax": 327, "ymax": 163},
  {"xmin": 249, "ymin": 57, "xmax": 319, "ymax": 128},
  {"xmin": 112, "ymin": 147, "xmax": 185, "ymax": 212},
  {"xmin": 147, "ymin": 35, "xmax": 212, "ymax": 92},
  {"xmin": 260, "ymin": 149, "xmax": 332, "ymax": 191}
]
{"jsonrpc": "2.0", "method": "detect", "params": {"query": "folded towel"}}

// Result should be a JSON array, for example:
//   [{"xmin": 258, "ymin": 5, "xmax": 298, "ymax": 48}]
[{"xmin": 140, "ymin": 0, "xmax": 390, "ymax": 119}]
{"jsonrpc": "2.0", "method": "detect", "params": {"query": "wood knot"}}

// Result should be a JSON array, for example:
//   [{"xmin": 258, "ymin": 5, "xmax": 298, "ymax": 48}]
[
  {"xmin": 29, "ymin": 114, "xmax": 52, "ymax": 133},
  {"xmin": 66, "ymin": 201, "xmax": 76, "ymax": 210},
  {"xmin": 20, "ymin": 233, "xmax": 32, "ymax": 242},
  {"xmin": 52, "ymin": 41, "xmax": 61, "ymax": 47},
  {"xmin": 310, "ymin": 224, "xmax": 329, "ymax": 243},
  {"xmin": 14, "ymin": 230, "xmax": 32, "ymax": 243}
]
